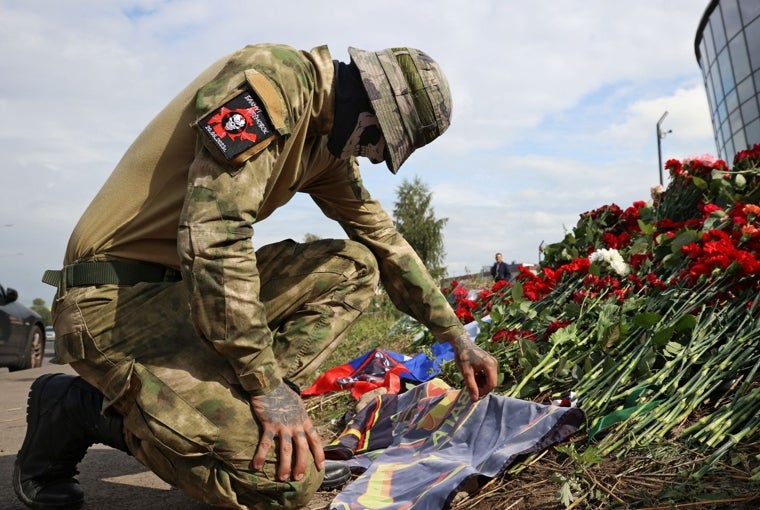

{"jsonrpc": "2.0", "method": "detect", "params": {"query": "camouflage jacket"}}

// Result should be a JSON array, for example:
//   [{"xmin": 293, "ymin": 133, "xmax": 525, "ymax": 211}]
[{"xmin": 65, "ymin": 44, "xmax": 465, "ymax": 395}]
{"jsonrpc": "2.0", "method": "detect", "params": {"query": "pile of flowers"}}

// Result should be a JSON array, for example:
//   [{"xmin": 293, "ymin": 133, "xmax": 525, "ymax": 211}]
[{"xmin": 428, "ymin": 145, "xmax": 760, "ymax": 475}]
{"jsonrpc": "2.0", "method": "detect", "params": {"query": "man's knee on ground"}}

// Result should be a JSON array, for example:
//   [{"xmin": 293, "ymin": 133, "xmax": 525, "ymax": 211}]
[{"xmin": 231, "ymin": 459, "xmax": 323, "ymax": 510}]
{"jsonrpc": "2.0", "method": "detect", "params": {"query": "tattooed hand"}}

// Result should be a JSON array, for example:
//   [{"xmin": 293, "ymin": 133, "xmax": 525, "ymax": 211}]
[
  {"xmin": 450, "ymin": 333, "xmax": 498, "ymax": 401},
  {"xmin": 250, "ymin": 381, "xmax": 325, "ymax": 482}
]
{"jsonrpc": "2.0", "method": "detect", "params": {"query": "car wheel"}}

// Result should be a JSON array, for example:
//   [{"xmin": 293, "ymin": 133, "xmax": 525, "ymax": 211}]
[{"xmin": 10, "ymin": 325, "xmax": 45, "ymax": 371}]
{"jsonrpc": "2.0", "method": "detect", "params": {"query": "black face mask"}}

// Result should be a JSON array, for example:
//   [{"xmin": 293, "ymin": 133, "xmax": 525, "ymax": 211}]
[{"xmin": 327, "ymin": 61, "xmax": 387, "ymax": 164}]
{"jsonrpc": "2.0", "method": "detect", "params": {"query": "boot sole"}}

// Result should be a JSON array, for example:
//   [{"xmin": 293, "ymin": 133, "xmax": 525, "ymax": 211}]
[{"xmin": 13, "ymin": 374, "xmax": 84, "ymax": 509}]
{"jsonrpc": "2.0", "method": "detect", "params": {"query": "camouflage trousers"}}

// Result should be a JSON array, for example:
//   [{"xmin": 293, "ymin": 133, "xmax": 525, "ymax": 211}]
[{"xmin": 51, "ymin": 239, "xmax": 379, "ymax": 509}]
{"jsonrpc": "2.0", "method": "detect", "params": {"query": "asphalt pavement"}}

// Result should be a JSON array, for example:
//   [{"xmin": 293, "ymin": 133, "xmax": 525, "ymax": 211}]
[{"xmin": 0, "ymin": 340, "xmax": 333, "ymax": 510}]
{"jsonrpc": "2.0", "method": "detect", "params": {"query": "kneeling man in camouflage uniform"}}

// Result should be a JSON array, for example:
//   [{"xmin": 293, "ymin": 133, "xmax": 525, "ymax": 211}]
[{"xmin": 14, "ymin": 43, "xmax": 498, "ymax": 510}]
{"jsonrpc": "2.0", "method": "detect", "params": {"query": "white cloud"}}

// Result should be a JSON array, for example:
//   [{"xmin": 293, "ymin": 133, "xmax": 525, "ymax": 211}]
[
  {"xmin": 603, "ymin": 85, "xmax": 714, "ymax": 151},
  {"xmin": 0, "ymin": 0, "xmax": 720, "ymax": 303}
]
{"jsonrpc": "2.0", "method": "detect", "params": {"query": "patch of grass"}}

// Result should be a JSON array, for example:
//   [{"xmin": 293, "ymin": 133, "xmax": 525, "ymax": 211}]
[
  {"xmin": 318, "ymin": 294, "xmax": 414, "ymax": 374},
  {"xmin": 305, "ymin": 391, "xmax": 356, "ymax": 443}
]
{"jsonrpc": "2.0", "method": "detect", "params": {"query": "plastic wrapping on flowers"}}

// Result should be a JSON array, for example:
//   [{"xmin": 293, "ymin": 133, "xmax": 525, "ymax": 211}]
[{"xmin": 418, "ymin": 145, "xmax": 760, "ymax": 477}]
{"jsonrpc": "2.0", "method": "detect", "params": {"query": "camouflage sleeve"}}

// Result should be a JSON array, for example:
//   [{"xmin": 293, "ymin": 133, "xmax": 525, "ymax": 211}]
[
  {"xmin": 176, "ymin": 45, "xmax": 319, "ymax": 396},
  {"xmin": 305, "ymin": 156, "xmax": 466, "ymax": 343},
  {"xmin": 178, "ymin": 149, "xmax": 284, "ymax": 396}
]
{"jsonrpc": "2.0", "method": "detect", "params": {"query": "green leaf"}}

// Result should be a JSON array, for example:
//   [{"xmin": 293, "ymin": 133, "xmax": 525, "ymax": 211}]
[
  {"xmin": 584, "ymin": 357, "xmax": 593, "ymax": 374},
  {"xmin": 734, "ymin": 173, "xmax": 747, "ymax": 189},
  {"xmin": 518, "ymin": 380, "xmax": 539, "ymax": 399},
  {"xmin": 555, "ymin": 356, "xmax": 569, "ymax": 378},
  {"xmin": 517, "ymin": 301, "xmax": 538, "ymax": 321},
  {"xmin": 622, "ymin": 296, "xmax": 644, "ymax": 314},
  {"xmin": 636, "ymin": 347, "xmax": 656, "ymax": 375},
  {"xmin": 488, "ymin": 304, "xmax": 503, "ymax": 324},
  {"xmin": 596, "ymin": 302, "xmax": 620, "ymax": 330},
  {"xmin": 711, "ymin": 168, "xmax": 727, "ymax": 181},
  {"xmin": 564, "ymin": 301, "xmax": 581, "ymax": 318},
  {"xmin": 550, "ymin": 324, "xmax": 577, "ymax": 346},
  {"xmin": 692, "ymin": 176, "xmax": 708, "ymax": 189},
  {"xmin": 637, "ymin": 219, "xmax": 655, "ymax": 235},
  {"xmin": 638, "ymin": 204, "xmax": 656, "ymax": 223},
  {"xmin": 712, "ymin": 176, "xmax": 734, "ymax": 201},
  {"xmin": 671, "ymin": 230, "xmax": 700, "ymax": 253},
  {"xmin": 519, "ymin": 338, "xmax": 541, "ymax": 367},
  {"xmin": 633, "ymin": 312, "xmax": 662, "ymax": 328},
  {"xmin": 603, "ymin": 356, "xmax": 617, "ymax": 373},
  {"xmin": 653, "ymin": 326, "xmax": 674, "ymax": 347},
  {"xmin": 511, "ymin": 280, "xmax": 524, "ymax": 301},
  {"xmin": 674, "ymin": 314, "xmax": 697, "ymax": 332},
  {"xmin": 579, "ymin": 445, "xmax": 604, "ymax": 466},
  {"xmin": 702, "ymin": 211, "xmax": 726, "ymax": 232},
  {"xmin": 630, "ymin": 235, "xmax": 651, "ymax": 255},
  {"xmin": 662, "ymin": 251, "xmax": 683, "ymax": 269}
]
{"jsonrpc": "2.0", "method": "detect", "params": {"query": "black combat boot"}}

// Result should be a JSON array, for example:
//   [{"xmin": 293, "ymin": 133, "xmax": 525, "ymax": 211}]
[{"xmin": 13, "ymin": 373, "xmax": 130, "ymax": 510}]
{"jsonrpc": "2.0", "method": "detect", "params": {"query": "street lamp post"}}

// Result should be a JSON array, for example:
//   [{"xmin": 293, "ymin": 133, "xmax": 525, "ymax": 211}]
[{"xmin": 657, "ymin": 111, "xmax": 672, "ymax": 186}]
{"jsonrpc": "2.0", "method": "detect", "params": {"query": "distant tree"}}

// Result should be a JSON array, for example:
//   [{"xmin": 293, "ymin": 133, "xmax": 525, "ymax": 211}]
[
  {"xmin": 392, "ymin": 176, "xmax": 448, "ymax": 280},
  {"xmin": 31, "ymin": 298, "xmax": 51, "ymax": 326},
  {"xmin": 303, "ymin": 233, "xmax": 322, "ymax": 243}
]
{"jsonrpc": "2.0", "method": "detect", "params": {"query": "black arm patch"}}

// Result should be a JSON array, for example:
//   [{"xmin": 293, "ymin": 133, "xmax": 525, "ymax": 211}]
[{"xmin": 195, "ymin": 87, "xmax": 276, "ymax": 166}]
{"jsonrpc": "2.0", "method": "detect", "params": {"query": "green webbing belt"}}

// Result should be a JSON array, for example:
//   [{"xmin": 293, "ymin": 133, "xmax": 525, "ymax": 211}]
[
  {"xmin": 42, "ymin": 261, "xmax": 181, "ymax": 288},
  {"xmin": 587, "ymin": 385, "xmax": 663, "ymax": 441}
]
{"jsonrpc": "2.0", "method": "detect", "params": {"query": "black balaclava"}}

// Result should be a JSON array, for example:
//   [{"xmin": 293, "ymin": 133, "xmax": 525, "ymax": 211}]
[{"xmin": 327, "ymin": 60, "xmax": 387, "ymax": 164}]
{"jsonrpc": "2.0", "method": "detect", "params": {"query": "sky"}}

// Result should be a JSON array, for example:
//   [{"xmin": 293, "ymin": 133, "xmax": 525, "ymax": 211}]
[{"xmin": 0, "ymin": 0, "xmax": 719, "ymax": 306}]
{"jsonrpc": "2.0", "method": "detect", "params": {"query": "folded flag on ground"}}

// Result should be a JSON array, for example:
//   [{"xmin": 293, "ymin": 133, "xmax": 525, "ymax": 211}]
[{"xmin": 302, "ymin": 342, "xmax": 455, "ymax": 400}]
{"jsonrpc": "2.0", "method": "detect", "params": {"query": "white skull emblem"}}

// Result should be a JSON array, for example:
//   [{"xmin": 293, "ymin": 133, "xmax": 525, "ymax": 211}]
[{"xmin": 224, "ymin": 113, "xmax": 247, "ymax": 132}]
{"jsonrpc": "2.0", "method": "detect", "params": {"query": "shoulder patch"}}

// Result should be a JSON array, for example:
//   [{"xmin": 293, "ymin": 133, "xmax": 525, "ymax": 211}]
[{"xmin": 196, "ymin": 87, "xmax": 276, "ymax": 165}]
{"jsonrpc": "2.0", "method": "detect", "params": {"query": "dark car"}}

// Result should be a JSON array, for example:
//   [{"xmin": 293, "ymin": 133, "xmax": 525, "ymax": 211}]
[{"xmin": 0, "ymin": 283, "xmax": 45, "ymax": 371}]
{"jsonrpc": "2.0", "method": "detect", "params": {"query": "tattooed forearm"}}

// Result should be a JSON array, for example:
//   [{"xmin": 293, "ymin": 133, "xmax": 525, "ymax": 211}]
[{"xmin": 453, "ymin": 334, "xmax": 491, "ymax": 365}]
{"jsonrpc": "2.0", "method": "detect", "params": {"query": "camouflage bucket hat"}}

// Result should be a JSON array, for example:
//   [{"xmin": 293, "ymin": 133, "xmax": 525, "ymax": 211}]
[{"xmin": 348, "ymin": 46, "xmax": 452, "ymax": 173}]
